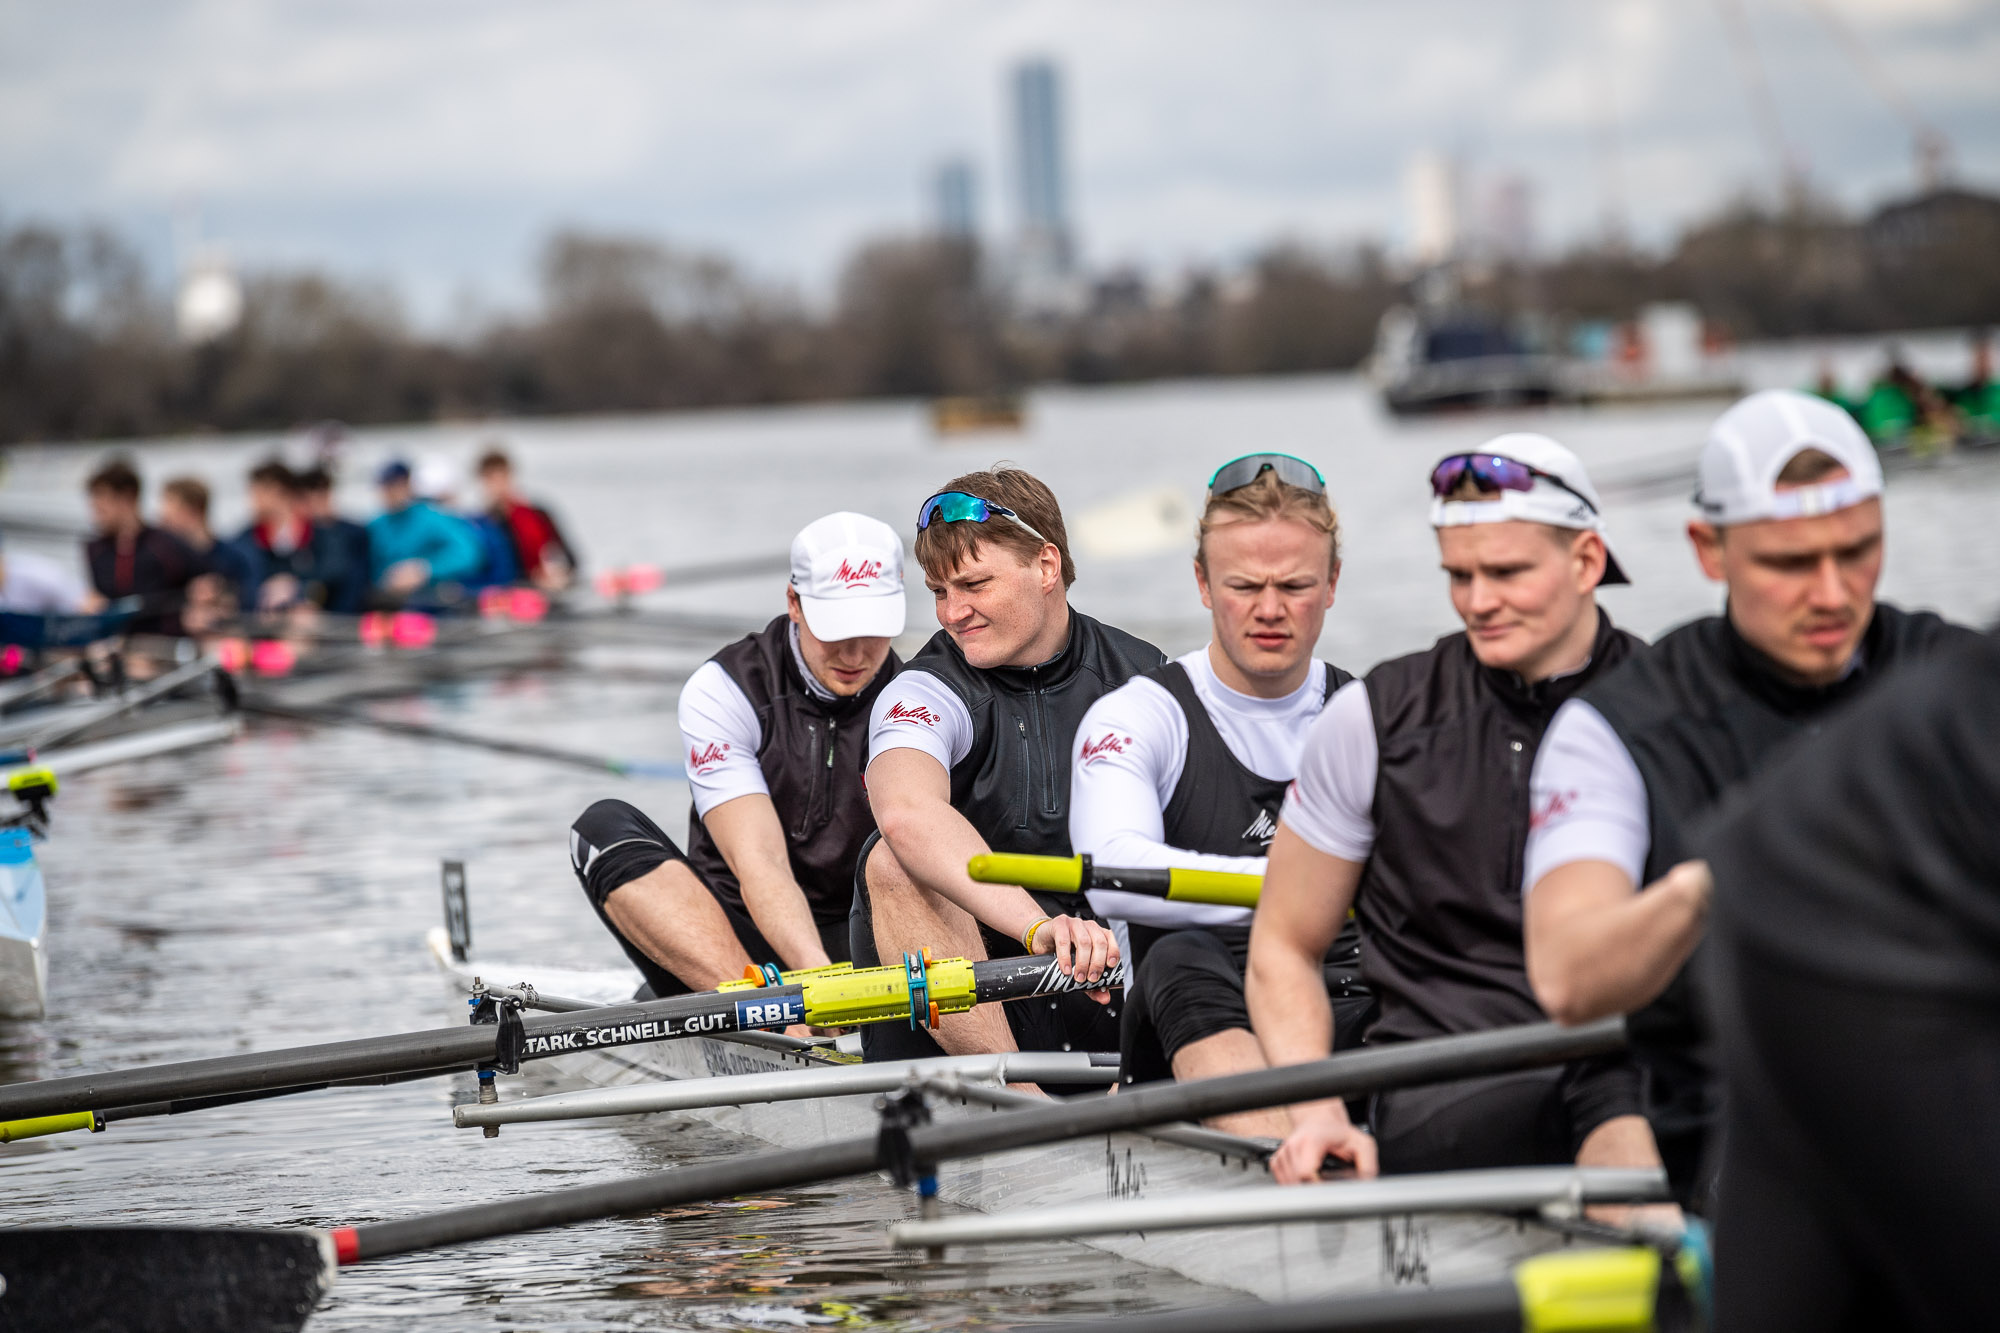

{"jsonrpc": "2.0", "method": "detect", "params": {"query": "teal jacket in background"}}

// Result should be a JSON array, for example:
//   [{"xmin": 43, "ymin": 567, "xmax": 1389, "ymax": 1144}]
[{"xmin": 367, "ymin": 501, "xmax": 486, "ymax": 587}]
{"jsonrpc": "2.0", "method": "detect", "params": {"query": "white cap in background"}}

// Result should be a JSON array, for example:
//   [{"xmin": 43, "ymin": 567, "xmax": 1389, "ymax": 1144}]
[
  {"xmin": 790, "ymin": 512, "xmax": 907, "ymax": 641},
  {"xmin": 413, "ymin": 456, "xmax": 460, "ymax": 503},
  {"xmin": 1695, "ymin": 389, "xmax": 1884, "ymax": 526},
  {"xmin": 1430, "ymin": 432, "xmax": 1630, "ymax": 585}
]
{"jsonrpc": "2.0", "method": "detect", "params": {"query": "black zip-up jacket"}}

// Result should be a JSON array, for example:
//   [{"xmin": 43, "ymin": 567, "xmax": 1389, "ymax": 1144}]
[
  {"xmin": 684, "ymin": 616, "xmax": 900, "ymax": 926},
  {"xmin": 1585, "ymin": 601, "xmax": 1974, "ymax": 1150},
  {"xmin": 907, "ymin": 607, "xmax": 1164, "ymax": 891},
  {"xmin": 1359, "ymin": 610, "xmax": 1643, "ymax": 1046}
]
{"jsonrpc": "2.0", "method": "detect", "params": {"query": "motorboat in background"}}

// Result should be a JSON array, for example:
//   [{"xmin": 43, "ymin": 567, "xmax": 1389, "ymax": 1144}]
[
  {"xmin": 1371, "ymin": 300, "xmax": 1744, "ymax": 416},
  {"xmin": 1370, "ymin": 306, "xmax": 1565, "ymax": 415}
]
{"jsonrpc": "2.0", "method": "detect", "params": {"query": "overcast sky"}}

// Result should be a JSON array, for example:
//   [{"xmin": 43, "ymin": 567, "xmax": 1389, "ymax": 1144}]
[{"xmin": 4, "ymin": 0, "xmax": 1996, "ymax": 326}]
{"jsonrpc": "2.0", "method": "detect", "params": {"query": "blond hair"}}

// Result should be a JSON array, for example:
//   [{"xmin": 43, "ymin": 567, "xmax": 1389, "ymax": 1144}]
[{"xmin": 1197, "ymin": 470, "xmax": 1340, "ymax": 571}]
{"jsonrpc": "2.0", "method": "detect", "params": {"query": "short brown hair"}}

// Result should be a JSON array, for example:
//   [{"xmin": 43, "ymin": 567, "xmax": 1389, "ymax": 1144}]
[
  {"xmin": 476, "ymin": 445, "xmax": 513, "ymax": 475},
  {"xmin": 86, "ymin": 458, "xmax": 141, "ymax": 500},
  {"xmin": 1775, "ymin": 447, "xmax": 1847, "ymax": 487},
  {"xmin": 248, "ymin": 459, "xmax": 298, "ymax": 493},
  {"xmin": 1198, "ymin": 471, "xmax": 1340, "ymax": 572},
  {"xmin": 914, "ymin": 465, "xmax": 1075, "ymax": 588},
  {"xmin": 161, "ymin": 477, "xmax": 209, "ymax": 521}
]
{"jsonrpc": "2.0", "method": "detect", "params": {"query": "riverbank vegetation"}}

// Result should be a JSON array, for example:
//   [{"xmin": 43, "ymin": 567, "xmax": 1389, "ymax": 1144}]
[{"xmin": 3, "ymin": 187, "xmax": 1996, "ymax": 444}]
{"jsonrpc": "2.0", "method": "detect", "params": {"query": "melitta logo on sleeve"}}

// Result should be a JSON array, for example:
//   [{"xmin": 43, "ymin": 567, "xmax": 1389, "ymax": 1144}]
[
  {"xmin": 885, "ymin": 700, "xmax": 940, "ymax": 727},
  {"xmin": 1529, "ymin": 790, "xmax": 1578, "ymax": 830},
  {"xmin": 688, "ymin": 741, "xmax": 730, "ymax": 774},
  {"xmin": 1079, "ymin": 733, "xmax": 1133, "ymax": 764}
]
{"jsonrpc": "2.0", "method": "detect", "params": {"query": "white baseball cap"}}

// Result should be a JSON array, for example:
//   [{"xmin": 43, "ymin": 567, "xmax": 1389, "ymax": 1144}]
[
  {"xmin": 1695, "ymin": 389, "xmax": 1884, "ymax": 526},
  {"xmin": 1429, "ymin": 432, "xmax": 1630, "ymax": 585},
  {"xmin": 790, "ymin": 512, "xmax": 907, "ymax": 641}
]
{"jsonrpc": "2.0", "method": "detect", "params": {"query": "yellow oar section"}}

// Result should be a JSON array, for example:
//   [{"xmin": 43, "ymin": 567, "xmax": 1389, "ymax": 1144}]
[
  {"xmin": 967, "ymin": 853, "xmax": 1262, "ymax": 909},
  {"xmin": 0, "ymin": 1110, "xmax": 99, "ymax": 1143}
]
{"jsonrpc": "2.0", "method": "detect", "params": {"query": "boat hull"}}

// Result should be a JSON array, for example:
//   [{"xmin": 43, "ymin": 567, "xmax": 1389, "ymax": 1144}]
[{"xmin": 431, "ymin": 934, "xmax": 1601, "ymax": 1303}]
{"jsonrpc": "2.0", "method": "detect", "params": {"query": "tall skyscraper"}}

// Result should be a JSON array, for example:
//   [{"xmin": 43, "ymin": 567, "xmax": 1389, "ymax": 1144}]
[
  {"xmin": 1011, "ymin": 58, "xmax": 1072, "ymax": 273},
  {"xmin": 934, "ymin": 158, "xmax": 977, "ymax": 239}
]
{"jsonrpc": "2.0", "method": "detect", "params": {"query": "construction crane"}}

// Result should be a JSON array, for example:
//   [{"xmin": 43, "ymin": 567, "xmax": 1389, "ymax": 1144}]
[
  {"xmin": 1712, "ymin": 0, "xmax": 1812, "ymax": 209},
  {"xmin": 1801, "ymin": 0, "xmax": 1955, "ymax": 190}
]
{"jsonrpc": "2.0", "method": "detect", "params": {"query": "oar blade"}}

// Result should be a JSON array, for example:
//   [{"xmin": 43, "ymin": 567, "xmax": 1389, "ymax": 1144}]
[{"xmin": 0, "ymin": 1227, "xmax": 331, "ymax": 1333}]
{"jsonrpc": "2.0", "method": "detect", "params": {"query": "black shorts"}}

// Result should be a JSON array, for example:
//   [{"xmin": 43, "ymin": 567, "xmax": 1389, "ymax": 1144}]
[
  {"xmin": 1118, "ymin": 925, "xmax": 1375, "ymax": 1086},
  {"xmin": 848, "ymin": 830, "xmax": 1121, "ymax": 1079},
  {"xmin": 1370, "ymin": 1052, "xmax": 1644, "ymax": 1174},
  {"xmin": 570, "ymin": 798, "xmax": 850, "ymax": 1000}
]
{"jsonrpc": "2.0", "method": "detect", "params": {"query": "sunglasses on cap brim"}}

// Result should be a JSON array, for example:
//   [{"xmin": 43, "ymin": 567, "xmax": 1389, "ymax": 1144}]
[
  {"xmin": 1208, "ymin": 453, "xmax": 1326, "ymax": 498},
  {"xmin": 1429, "ymin": 454, "xmax": 1596, "ymax": 514},
  {"xmin": 915, "ymin": 491, "xmax": 1050, "ymax": 545}
]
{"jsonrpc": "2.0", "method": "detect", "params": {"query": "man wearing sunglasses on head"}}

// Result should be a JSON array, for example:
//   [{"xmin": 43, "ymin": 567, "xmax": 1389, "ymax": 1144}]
[
  {"xmin": 1249, "ymin": 435, "xmax": 1669, "ymax": 1204},
  {"xmin": 856, "ymin": 467, "xmax": 1165, "ymax": 1069},
  {"xmin": 1066, "ymin": 454, "xmax": 1372, "ymax": 1135}
]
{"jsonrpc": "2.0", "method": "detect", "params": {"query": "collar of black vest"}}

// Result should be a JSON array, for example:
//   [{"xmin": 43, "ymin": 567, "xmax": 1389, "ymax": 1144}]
[
  {"xmin": 1480, "ymin": 605, "xmax": 1626, "ymax": 712},
  {"xmin": 762, "ymin": 614, "xmax": 895, "ymax": 719},
  {"xmin": 1714, "ymin": 605, "xmax": 1880, "ymax": 718},
  {"xmin": 938, "ymin": 605, "xmax": 1086, "ymax": 692}
]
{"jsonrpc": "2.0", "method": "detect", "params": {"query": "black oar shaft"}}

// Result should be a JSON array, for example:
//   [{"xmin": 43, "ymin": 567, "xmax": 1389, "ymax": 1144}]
[
  {"xmin": 342, "ymin": 1018, "xmax": 1622, "ymax": 1263},
  {"xmin": 0, "ymin": 987, "xmax": 803, "ymax": 1121},
  {"xmin": 0, "ymin": 955, "xmax": 1115, "ymax": 1124},
  {"xmin": 911, "ymin": 1018, "xmax": 1624, "ymax": 1163},
  {"xmin": 350, "ymin": 1139, "xmax": 880, "ymax": 1260}
]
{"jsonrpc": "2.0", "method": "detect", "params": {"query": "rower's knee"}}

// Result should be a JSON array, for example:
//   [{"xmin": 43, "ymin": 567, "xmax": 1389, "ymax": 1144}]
[
  {"xmin": 862, "ymin": 835, "xmax": 916, "ymax": 900},
  {"xmin": 570, "ymin": 798, "xmax": 686, "ymax": 909}
]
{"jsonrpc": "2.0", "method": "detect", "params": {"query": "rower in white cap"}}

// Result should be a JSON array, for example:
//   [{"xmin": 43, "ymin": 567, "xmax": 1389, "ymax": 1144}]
[
  {"xmin": 1249, "ymin": 432, "xmax": 1672, "ymax": 1221},
  {"xmin": 1522, "ymin": 389, "xmax": 1977, "ymax": 1210},
  {"xmin": 565, "ymin": 513, "xmax": 907, "ymax": 1014}
]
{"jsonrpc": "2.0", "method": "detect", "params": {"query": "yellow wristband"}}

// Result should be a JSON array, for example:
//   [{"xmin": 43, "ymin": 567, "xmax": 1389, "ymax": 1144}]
[{"xmin": 1021, "ymin": 916, "xmax": 1051, "ymax": 952}]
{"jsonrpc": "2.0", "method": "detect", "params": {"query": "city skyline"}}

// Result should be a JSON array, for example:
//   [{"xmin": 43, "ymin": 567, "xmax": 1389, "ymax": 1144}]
[{"xmin": 6, "ymin": 0, "xmax": 1996, "ymax": 327}]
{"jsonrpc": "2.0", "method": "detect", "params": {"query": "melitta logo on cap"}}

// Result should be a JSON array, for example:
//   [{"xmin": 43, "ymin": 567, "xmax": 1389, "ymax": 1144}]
[{"xmin": 832, "ymin": 558, "xmax": 884, "ymax": 587}]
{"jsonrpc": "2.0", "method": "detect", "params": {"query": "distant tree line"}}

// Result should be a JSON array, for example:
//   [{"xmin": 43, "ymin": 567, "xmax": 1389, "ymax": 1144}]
[{"xmin": 3, "ymin": 186, "xmax": 1997, "ymax": 444}]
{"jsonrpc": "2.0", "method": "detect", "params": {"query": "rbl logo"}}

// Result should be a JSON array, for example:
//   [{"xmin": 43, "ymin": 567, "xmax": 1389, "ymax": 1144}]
[
  {"xmin": 688, "ymin": 741, "xmax": 730, "ymax": 773},
  {"xmin": 833, "ymin": 558, "xmax": 884, "ymax": 587},
  {"xmin": 886, "ymin": 701, "xmax": 940, "ymax": 728},
  {"xmin": 1079, "ymin": 733, "xmax": 1132, "ymax": 764}
]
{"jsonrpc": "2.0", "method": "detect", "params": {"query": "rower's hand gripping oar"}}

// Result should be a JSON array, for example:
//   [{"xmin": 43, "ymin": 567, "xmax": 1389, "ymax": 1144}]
[{"xmin": 970, "ymin": 852, "xmax": 1262, "ymax": 909}]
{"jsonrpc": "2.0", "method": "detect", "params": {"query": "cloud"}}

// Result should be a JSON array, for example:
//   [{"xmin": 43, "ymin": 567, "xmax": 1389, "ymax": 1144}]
[{"xmin": 3, "ymin": 0, "xmax": 1994, "ymax": 324}]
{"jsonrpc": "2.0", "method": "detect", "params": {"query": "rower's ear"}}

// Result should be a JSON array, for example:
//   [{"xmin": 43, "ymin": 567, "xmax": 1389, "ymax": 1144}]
[
  {"xmin": 785, "ymin": 585, "xmax": 805, "ymax": 625},
  {"xmin": 1687, "ymin": 520, "xmax": 1726, "ymax": 582}
]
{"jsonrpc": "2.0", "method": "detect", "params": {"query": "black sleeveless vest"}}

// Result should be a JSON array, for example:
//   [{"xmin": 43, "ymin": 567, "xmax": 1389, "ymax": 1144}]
[
  {"xmin": 1138, "ymin": 658, "xmax": 1361, "ymax": 974},
  {"xmin": 1585, "ymin": 602, "xmax": 1971, "ymax": 1140},
  {"xmin": 1360, "ymin": 610, "xmax": 1643, "ymax": 1045},
  {"xmin": 685, "ymin": 616, "xmax": 900, "ymax": 925},
  {"xmin": 909, "ymin": 608, "xmax": 1164, "ymax": 919}
]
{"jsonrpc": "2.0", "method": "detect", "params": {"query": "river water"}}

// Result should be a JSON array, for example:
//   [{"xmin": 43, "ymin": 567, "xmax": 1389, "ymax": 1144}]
[{"xmin": 3, "ymin": 349, "xmax": 1997, "ymax": 1330}]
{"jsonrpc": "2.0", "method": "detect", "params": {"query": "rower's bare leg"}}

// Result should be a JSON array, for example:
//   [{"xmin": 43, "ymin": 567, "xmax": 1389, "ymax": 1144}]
[
  {"xmin": 604, "ymin": 860, "xmax": 755, "ymax": 993},
  {"xmin": 1171, "ymin": 1028, "xmax": 1289, "ymax": 1139},
  {"xmin": 1577, "ymin": 1113, "xmax": 1685, "ymax": 1232},
  {"xmin": 865, "ymin": 839, "xmax": 1020, "ymax": 1060}
]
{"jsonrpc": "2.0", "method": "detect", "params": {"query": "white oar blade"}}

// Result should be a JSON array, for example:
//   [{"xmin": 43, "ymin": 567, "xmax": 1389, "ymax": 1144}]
[
  {"xmin": 0, "ymin": 1227, "xmax": 333, "ymax": 1333},
  {"xmin": 889, "ymin": 1165, "xmax": 1668, "ymax": 1249},
  {"xmin": 454, "ymin": 1049, "xmax": 1117, "ymax": 1127}
]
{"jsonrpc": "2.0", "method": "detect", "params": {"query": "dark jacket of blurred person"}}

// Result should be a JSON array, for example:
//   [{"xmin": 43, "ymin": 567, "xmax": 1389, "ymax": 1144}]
[
  {"xmin": 297, "ymin": 465, "xmax": 371, "ymax": 614},
  {"xmin": 158, "ymin": 476, "xmax": 260, "ymax": 611},
  {"xmin": 236, "ymin": 461, "xmax": 343, "ymax": 612},
  {"xmin": 82, "ymin": 459, "xmax": 207, "ymax": 636},
  {"xmin": 1702, "ymin": 628, "xmax": 2000, "ymax": 1332}
]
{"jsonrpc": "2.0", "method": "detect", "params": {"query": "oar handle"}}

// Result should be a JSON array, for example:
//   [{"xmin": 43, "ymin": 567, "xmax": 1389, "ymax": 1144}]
[{"xmin": 967, "ymin": 852, "xmax": 1261, "ymax": 908}]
